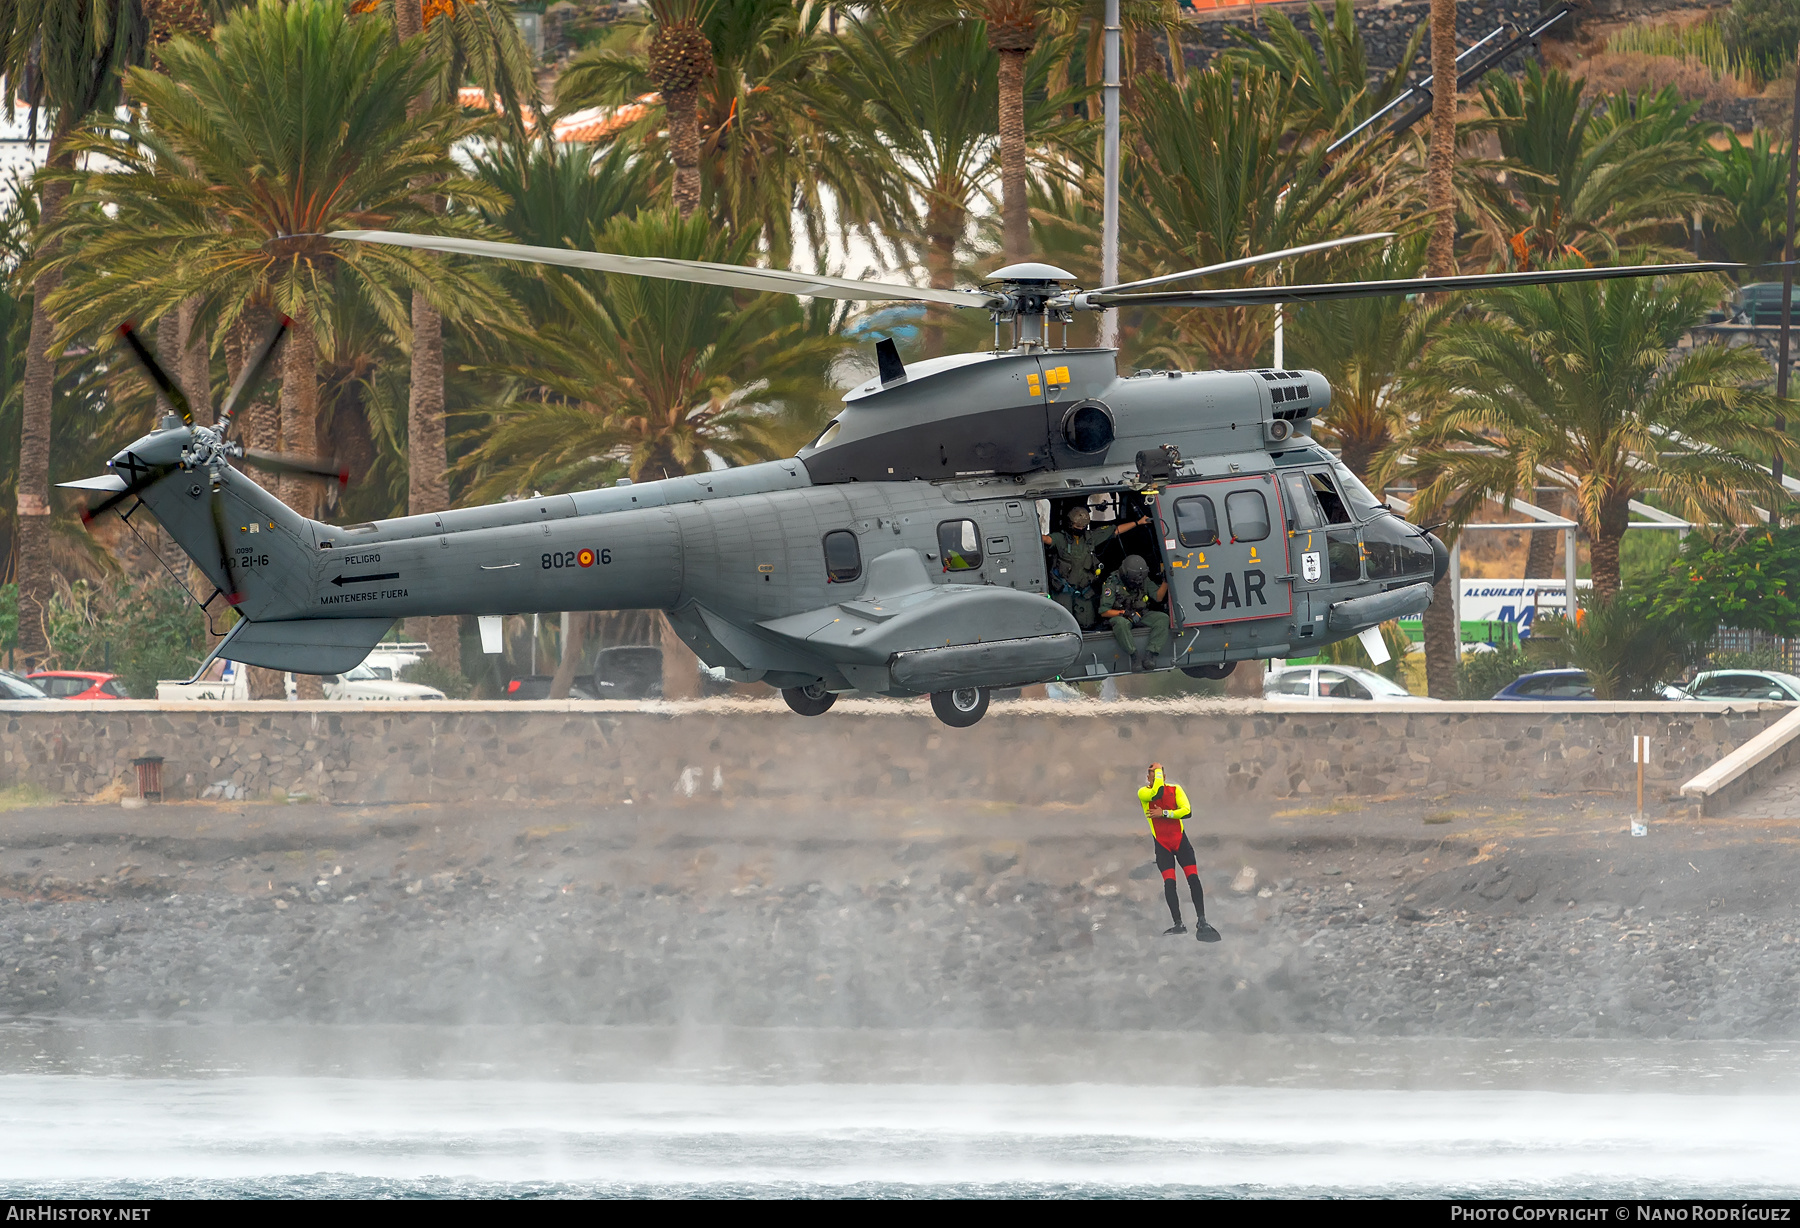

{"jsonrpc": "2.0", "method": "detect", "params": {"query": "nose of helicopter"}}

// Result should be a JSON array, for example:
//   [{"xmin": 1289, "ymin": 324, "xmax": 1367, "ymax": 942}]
[{"xmin": 1427, "ymin": 533, "xmax": 1450, "ymax": 587}]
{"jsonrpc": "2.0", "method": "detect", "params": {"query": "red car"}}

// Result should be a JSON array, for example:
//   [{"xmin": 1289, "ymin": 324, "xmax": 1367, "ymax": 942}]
[{"xmin": 27, "ymin": 671, "xmax": 132, "ymax": 700}]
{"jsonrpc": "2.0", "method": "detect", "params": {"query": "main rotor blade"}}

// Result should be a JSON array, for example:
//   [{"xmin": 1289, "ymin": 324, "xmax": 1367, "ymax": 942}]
[
  {"xmin": 241, "ymin": 448, "xmax": 349, "ymax": 487},
  {"xmin": 116, "ymin": 322, "xmax": 194, "ymax": 424},
  {"xmin": 217, "ymin": 317, "xmax": 292, "ymax": 438},
  {"xmin": 1084, "ymin": 233, "xmax": 1396, "ymax": 296},
  {"xmin": 1086, "ymin": 261, "xmax": 1740, "ymax": 310},
  {"xmin": 328, "ymin": 230, "xmax": 1002, "ymax": 309}
]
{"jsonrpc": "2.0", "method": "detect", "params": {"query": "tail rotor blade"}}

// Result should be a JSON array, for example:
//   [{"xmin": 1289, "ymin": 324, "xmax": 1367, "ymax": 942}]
[
  {"xmin": 240, "ymin": 448, "xmax": 349, "ymax": 487},
  {"xmin": 116, "ymin": 322, "xmax": 194, "ymax": 425},
  {"xmin": 79, "ymin": 465, "xmax": 169, "ymax": 525},
  {"xmin": 217, "ymin": 317, "xmax": 292, "ymax": 439}
]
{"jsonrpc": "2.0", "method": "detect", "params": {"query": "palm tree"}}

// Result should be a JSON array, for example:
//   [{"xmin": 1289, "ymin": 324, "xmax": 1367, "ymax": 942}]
[
  {"xmin": 644, "ymin": 0, "xmax": 713, "ymax": 220},
  {"xmin": 986, "ymin": 1, "xmax": 1039, "ymax": 266},
  {"xmin": 42, "ymin": 0, "xmax": 504, "ymax": 516},
  {"xmin": 1399, "ymin": 272, "xmax": 1790, "ymax": 599},
  {"xmin": 1469, "ymin": 67, "xmax": 1724, "ymax": 270},
  {"xmin": 828, "ymin": 13, "xmax": 999, "ymax": 354},
  {"xmin": 1288, "ymin": 236, "xmax": 1446, "ymax": 482},
  {"xmin": 455, "ymin": 208, "xmax": 845, "ymax": 498},
  {"xmin": 1119, "ymin": 66, "xmax": 1412, "ymax": 370},
  {"xmin": 0, "ymin": 0, "xmax": 145, "ymax": 663},
  {"xmin": 556, "ymin": 0, "xmax": 868, "ymax": 267},
  {"xmin": 1704, "ymin": 129, "xmax": 1790, "ymax": 272},
  {"xmin": 1221, "ymin": 0, "xmax": 1421, "ymax": 137}
]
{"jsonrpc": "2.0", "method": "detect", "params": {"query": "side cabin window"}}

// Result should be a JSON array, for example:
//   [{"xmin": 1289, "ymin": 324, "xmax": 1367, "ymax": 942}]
[
  {"xmin": 938, "ymin": 519, "xmax": 984, "ymax": 570},
  {"xmin": 823, "ymin": 529, "xmax": 861, "ymax": 583},
  {"xmin": 1173, "ymin": 495, "xmax": 1218, "ymax": 547},
  {"xmin": 1225, "ymin": 490, "xmax": 1271, "ymax": 543}
]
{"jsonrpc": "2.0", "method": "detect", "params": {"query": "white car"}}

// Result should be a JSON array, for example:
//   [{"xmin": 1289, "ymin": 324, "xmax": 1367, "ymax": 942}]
[
  {"xmin": 322, "ymin": 662, "xmax": 445, "ymax": 701},
  {"xmin": 1682, "ymin": 670, "xmax": 1800, "ymax": 702},
  {"xmin": 1263, "ymin": 664, "xmax": 1437, "ymax": 702}
]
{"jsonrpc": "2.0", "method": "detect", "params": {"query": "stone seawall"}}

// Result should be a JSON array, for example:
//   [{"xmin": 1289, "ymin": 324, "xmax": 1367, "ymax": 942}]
[{"xmin": 0, "ymin": 699, "xmax": 1781, "ymax": 809}]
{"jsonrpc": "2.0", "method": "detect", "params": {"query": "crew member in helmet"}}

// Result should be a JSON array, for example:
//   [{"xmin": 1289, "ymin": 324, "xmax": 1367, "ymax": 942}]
[
  {"xmin": 1042, "ymin": 504, "xmax": 1148, "ymax": 629},
  {"xmin": 1138, "ymin": 762, "xmax": 1219, "ymax": 942},
  {"xmin": 1099, "ymin": 554, "xmax": 1171, "ymax": 671}
]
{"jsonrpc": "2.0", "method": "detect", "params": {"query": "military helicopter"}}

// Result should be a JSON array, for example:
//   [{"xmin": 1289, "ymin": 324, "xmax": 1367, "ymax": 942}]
[{"xmin": 67, "ymin": 232, "xmax": 1730, "ymax": 726}]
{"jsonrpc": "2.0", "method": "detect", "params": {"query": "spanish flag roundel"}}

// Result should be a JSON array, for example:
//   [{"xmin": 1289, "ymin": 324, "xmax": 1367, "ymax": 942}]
[{"xmin": 577, "ymin": 548, "xmax": 596, "ymax": 568}]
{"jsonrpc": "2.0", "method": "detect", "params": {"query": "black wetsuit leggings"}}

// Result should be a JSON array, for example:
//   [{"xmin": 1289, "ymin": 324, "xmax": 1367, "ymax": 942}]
[{"xmin": 1154, "ymin": 834, "xmax": 1205, "ymax": 925}]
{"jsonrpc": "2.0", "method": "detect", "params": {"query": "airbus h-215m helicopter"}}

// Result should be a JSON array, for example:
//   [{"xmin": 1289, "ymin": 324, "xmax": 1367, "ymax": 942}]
[{"xmin": 70, "ymin": 233, "xmax": 1731, "ymax": 726}]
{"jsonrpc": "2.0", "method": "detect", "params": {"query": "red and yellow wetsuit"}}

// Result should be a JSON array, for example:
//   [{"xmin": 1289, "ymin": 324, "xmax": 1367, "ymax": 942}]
[{"xmin": 1138, "ymin": 766, "xmax": 1205, "ymax": 927}]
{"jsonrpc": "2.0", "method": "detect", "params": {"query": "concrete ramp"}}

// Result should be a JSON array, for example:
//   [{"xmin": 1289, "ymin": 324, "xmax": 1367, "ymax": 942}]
[{"xmin": 1680, "ymin": 706, "xmax": 1800, "ymax": 817}]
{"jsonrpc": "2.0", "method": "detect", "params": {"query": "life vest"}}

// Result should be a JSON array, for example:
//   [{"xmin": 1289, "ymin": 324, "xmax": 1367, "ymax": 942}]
[{"xmin": 1150, "ymin": 784, "xmax": 1184, "ymax": 850}]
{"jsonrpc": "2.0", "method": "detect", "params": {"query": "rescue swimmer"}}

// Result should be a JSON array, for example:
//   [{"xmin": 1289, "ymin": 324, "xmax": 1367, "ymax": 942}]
[{"xmin": 1138, "ymin": 762, "xmax": 1219, "ymax": 942}]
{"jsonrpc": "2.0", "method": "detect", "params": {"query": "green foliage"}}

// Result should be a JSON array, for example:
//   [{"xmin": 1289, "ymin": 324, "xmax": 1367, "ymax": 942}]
[
  {"xmin": 1641, "ymin": 526, "xmax": 1800, "ymax": 637},
  {"xmin": 0, "ymin": 583, "xmax": 14, "ymax": 655},
  {"xmin": 1723, "ymin": 0, "xmax": 1800, "ymax": 76},
  {"xmin": 1712, "ymin": 646, "xmax": 1785, "ymax": 670},
  {"xmin": 1560, "ymin": 593, "xmax": 1697, "ymax": 700},
  {"xmin": 400, "ymin": 658, "xmax": 471, "ymax": 699},
  {"xmin": 1608, "ymin": 15, "xmax": 1784, "ymax": 87},
  {"xmin": 456, "ymin": 206, "xmax": 846, "ymax": 495},
  {"xmin": 44, "ymin": 578, "xmax": 205, "ymax": 699},
  {"xmin": 1399, "ymin": 271, "xmax": 1785, "ymax": 596},
  {"xmin": 1472, "ymin": 66, "xmax": 1724, "ymax": 269},
  {"xmin": 1458, "ymin": 643, "xmax": 1533, "ymax": 700},
  {"xmin": 45, "ymin": 0, "xmax": 508, "ymax": 355},
  {"xmin": 1705, "ymin": 130, "xmax": 1791, "ymax": 273}
]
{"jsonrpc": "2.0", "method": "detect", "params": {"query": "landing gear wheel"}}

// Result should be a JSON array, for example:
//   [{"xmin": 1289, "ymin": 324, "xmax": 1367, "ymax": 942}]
[
  {"xmin": 930, "ymin": 686, "xmax": 990, "ymax": 728},
  {"xmin": 781, "ymin": 683, "xmax": 837, "ymax": 717},
  {"xmin": 1181, "ymin": 662, "xmax": 1235, "ymax": 681}
]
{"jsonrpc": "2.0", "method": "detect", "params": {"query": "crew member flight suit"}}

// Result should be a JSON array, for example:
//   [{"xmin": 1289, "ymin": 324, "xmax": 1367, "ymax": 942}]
[
  {"xmin": 1101, "ymin": 562, "xmax": 1172, "ymax": 668},
  {"xmin": 1043, "ymin": 524, "xmax": 1118, "ymax": 629}
]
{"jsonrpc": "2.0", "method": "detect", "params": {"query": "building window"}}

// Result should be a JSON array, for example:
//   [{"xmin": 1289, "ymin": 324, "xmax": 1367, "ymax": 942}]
[
  {"xmin": 1173, "ymin": 495, "xmax": 1219, "ymax": 547},
  {"xmin": 823, "ymin": 530, "xmax": 861, "ymax": 583},
  {"xmin": 938, "ymin": 519, "xmax": 984, "ymax": 570}
]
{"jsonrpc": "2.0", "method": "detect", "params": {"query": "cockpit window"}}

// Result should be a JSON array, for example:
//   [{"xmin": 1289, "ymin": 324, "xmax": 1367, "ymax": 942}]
[
  {"xmin": 1309, "ymin": 472, "xmax": 1353, "ymax": 524},
  {"xmin": 1328, "ymin": 459, "xmax": 1385, "ymax": 517},
  {"xmin": 1225, "ymin": 490, "xmax": 1271, "ymax": 543},
  {"xmin": 1280, "ymin": 472, "xmax": 1323, "ymax": 530},
  {"xmin": 1173, "ymin": 495, "xmax": 1218, "ymax": 547}
]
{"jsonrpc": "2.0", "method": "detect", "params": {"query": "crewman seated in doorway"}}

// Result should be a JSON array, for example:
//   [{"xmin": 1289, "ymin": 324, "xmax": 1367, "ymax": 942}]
[{"xmin": 1099, "ymin": 554, "xmax": 1170, "ymax": 671}]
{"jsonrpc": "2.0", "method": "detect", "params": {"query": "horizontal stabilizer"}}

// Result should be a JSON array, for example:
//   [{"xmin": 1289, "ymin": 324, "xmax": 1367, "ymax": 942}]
[
  {"xmin": 58, "ymin": 475, "xmax": 128, "ymax": 493},
  {"xmin": 214, "ymin": 616, "xmax": 396, "ymax": 675}
]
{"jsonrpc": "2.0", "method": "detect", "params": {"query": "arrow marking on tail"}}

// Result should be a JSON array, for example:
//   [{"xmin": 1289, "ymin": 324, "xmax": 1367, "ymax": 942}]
[{"xmin": 330, "ymin": 572, "xmax": 399, "ymax": 587}]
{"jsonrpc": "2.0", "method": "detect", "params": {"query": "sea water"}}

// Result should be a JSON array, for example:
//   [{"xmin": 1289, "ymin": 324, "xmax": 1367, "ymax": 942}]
[{"xmin": 2, "ymin": 1024, "xmax": 1796, "ymax": 1199}]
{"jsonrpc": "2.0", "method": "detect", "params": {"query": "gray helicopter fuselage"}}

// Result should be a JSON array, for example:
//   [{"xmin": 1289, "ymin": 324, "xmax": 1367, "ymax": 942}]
[{"xmin": 105, "ymin": 345, "xmax": 1442, "ymax": 690}]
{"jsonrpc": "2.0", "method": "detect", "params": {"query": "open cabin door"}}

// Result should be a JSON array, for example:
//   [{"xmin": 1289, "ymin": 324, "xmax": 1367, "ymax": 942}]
[{"xmin": 1154, "ymin": 473, "xmax": 1293, "ymax": 626}]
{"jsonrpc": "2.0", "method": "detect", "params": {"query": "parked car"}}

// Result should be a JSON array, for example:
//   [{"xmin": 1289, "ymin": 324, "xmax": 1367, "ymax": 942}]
[
  {"xmin": 591, "ymin": 645, "xmax": 663, "ymax": 699},
  {"xmin": 0, "ymin": 669, "xmax": 49, "ymax": 699},
  {"xmin": 1491, "ymin": 669, "xmax": 1596, "ymax": 700},
  {"xmin": 1264, "ymin": 664, "xmax": 1434, "ymax": 702},
  {"xmin": 502, "ymin": 674, "xmax": 597, "ymax": 700},
  {"xmin": 27, "ymin": 670, "xmax": 132, "ymax": 699},
  {"xmin": 1683, "ymin": 670, "xmax": 1800, "ymax": 702},
  {"xmin": 157, "ymin": 658, "xmax": 254, "ymax": 700},
  {"xmin": 323, "ymin": 662, "xmax": 445, "ymax": 701}
]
